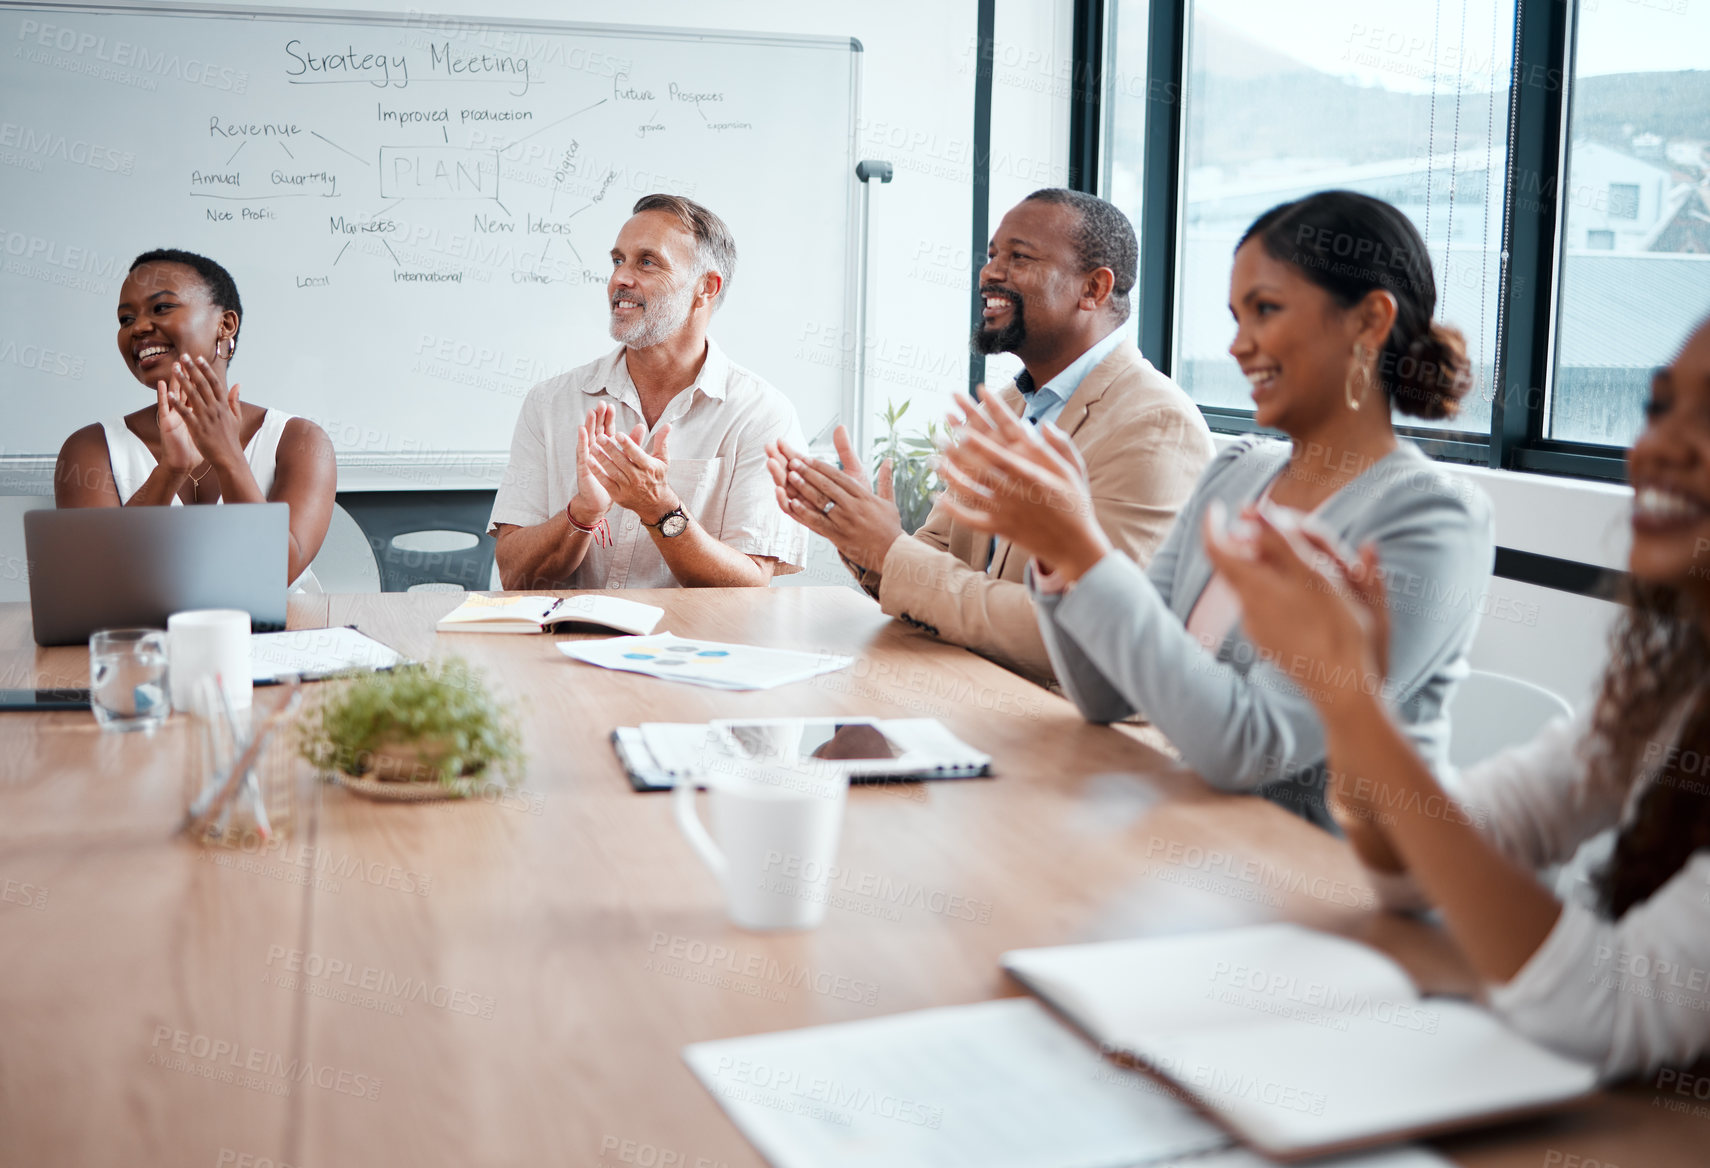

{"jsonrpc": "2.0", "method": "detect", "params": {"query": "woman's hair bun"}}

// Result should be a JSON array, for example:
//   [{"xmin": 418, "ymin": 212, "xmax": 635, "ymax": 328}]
[
  {"xmin": 1381, "ymin": 320, "xmax": 1470, "ymax": 421},
  {"xmin": 1239, "ymin": 191, "xmax": 1475, "ymax": 421}
]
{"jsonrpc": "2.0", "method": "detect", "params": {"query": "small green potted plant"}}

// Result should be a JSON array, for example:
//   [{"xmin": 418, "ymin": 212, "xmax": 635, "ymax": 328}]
[
  {"xmin": 299, "ymin": 657, "xmax": 524, "ymax": 799},
  {"xmin": 873, "ymin": 399, "xmax": 946, "ymax": 534}
]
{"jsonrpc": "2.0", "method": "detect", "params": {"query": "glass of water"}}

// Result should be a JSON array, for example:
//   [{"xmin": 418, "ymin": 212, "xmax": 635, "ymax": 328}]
[{"xmin": 88, "ymin": 628, "xmax": 170, "ymax": 732}]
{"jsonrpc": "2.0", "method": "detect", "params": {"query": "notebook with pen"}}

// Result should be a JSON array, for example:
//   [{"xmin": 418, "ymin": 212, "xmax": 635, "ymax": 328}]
[
  {"xmin": 436, "ymin": 593, "xmax": 663, "ymax": 635},
  {"xmin": 612, "ymin": 716, "xmax": 992, "ymax": 792}
]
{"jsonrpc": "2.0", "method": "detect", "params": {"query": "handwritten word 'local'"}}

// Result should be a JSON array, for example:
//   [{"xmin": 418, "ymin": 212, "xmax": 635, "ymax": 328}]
[{"xmin": 282, "ymin": 40, "xmax": 532, "ymax": 94}]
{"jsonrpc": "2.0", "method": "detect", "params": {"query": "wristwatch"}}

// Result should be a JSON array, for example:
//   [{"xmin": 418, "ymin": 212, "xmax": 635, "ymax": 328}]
[{"xmin": 645, "ymin": 506, "xmax": 689, "ymax": 538}]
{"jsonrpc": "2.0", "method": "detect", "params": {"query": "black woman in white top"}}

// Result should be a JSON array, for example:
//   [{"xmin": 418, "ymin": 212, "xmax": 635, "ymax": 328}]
[
  {"xmin": 1200, "ymin": 317, "xmax": 1710, "ymax": 1078},
  {"xmin": 54, "ymin": 248, "xmax": 336, "ymax": 588}
]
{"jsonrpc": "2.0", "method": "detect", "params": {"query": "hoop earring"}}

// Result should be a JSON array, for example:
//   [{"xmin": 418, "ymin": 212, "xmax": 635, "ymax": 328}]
[{"xmin": 1345, "ymin": 343, "xmax": 1370, "ymax": 411}]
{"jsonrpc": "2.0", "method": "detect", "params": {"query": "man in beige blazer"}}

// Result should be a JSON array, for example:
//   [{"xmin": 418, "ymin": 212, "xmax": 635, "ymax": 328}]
[{"xmin": 767, "ymin": 189, "xmax": 1213, "ymax": 686}]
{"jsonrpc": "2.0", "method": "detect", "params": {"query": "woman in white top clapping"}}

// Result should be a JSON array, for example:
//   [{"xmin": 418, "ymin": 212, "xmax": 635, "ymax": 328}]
[
  {"xmin": 1200, "ymin": 317, "xmax": 1710, "ymax": 1078},
  {"xmin": 54, "ymin": 248, "xmax": 335, "ymax": 588}
]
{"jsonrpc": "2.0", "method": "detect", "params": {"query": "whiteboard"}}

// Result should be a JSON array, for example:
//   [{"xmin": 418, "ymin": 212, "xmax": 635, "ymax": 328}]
[{"xmin": 0, "ymin": 3, "xmax": 860, "ymax": 484}]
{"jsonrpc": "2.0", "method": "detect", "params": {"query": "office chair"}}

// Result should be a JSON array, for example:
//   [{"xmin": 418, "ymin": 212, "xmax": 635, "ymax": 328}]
[
  {"xmin": 336, "ymin": 490, "xmax": 498, "ymax": 593},
  {"xmin": 1446, "ymin": 669, "xmax": 1575, "ymax": 770}
]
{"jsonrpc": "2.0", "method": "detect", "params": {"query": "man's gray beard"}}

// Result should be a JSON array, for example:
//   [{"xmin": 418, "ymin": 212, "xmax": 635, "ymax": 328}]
[{"xmin": 609, "ymin": 278, "xmax": 698, "ymax": 349}]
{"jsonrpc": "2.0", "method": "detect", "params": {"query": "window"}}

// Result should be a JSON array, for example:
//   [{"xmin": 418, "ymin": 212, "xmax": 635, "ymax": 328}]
[
  {"xmin": 1160, "ymin": 0, "xmax": 1515, "ymax": 437},
  {"xmin": 1549, "ymin": 0, "xmax": 1710, "ymax": 448},
  {"xmin": 1103, "ymin": 0, "xmax": 1150, "ymax": 259},
  {"xmin": 1100, "ymin": 0, "xmax": 1709, "ymax": 478}
]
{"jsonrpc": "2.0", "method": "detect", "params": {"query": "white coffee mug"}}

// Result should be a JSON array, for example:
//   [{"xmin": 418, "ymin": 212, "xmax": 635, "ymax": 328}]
[
  {"xmin": 168, "ymin": 609, "xmax": 253, "ymax": 715},
  {"xmin": 674, "ymin": 760, "xmax": 849, "ymax": 931}
]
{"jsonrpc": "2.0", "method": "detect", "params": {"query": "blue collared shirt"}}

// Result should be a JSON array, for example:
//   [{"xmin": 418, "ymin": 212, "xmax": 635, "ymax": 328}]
[{"xmin": 1014, "ymin": 326, "xmax": 1126, "ymax": 428}]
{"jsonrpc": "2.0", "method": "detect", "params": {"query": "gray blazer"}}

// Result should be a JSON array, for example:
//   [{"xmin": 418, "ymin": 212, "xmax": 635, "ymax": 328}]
[{"xmin": 1034, "ymin": 437, "xmax": 1495, "ymax": 829}]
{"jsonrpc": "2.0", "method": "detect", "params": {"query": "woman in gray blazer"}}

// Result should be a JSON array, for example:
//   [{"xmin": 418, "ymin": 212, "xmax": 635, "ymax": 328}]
[{"xmin": 937, "ymin": 191, "xmax": 1494, "ymax": 829}]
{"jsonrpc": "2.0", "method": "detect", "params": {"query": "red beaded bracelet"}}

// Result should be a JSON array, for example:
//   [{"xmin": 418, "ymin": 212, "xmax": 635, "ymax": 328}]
[{"xmin": 566, "ymin": 504, "xmax": 612, "ymax": 547}]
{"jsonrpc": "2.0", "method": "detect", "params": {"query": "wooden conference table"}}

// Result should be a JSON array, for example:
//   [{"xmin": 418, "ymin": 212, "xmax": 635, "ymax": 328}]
[{"xmin": 0, "ymin": 588, "xmax": 1695, "ymax": 1167}]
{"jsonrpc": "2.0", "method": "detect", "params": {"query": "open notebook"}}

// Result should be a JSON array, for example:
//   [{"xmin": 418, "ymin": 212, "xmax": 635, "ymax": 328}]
[
  {"xmin": 436, "ymin": 593, "xmax": 662, "ymax": 635},
  {"xmin": 683, "ymin": 996, "xmax": 1463, "ymax": 1168},
  {"xmin": 1001, "ymin": 923, "xmax": 1598, "ymax": 1161}
]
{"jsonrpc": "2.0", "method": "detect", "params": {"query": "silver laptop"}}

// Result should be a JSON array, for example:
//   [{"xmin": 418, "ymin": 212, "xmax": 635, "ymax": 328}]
[{"xmin": 23, "ymin": 504, "xmax": 290, "ymax": 646}]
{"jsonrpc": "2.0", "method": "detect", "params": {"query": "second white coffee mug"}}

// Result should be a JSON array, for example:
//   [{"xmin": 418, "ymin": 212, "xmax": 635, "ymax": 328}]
[{"xmin": 674, "ymin": 760, "xmax": 849, "ymax": 931}]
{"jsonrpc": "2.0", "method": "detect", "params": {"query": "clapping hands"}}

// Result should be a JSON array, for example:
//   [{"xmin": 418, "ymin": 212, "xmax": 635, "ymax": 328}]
[
  {"xmin": 580, "ymin": 402, "xmax": 679, "ymax": 524},
  {"xmin": 936, "ymin": 393, "xmax": 1110, "ymax": 580},
  {"xmin": 155, "ymin": 353, "xmax": 243, "ymax": 475},
  {"xmin": 766, "ymin": 425, "xmax": 904, "ymax": 572}
]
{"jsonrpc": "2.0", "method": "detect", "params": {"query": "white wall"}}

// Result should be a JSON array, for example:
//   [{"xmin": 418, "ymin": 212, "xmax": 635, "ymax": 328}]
[
  {"xmin": 978, "ymin": 2, "xmax": 1076, "ymax": 392},
  {"xmin": 0, "ymin": 496, "xmax": 52, "ymax": 602},
  {"xmin": 1458, "ymin": 462, "xmax": 1627, "ymax": 707}
]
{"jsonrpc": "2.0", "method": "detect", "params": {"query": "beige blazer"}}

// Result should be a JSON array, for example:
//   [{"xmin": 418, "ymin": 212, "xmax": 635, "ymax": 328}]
[{"xmin": 858, "ymin": 341, "xmax": 1214, "ymax": 686}]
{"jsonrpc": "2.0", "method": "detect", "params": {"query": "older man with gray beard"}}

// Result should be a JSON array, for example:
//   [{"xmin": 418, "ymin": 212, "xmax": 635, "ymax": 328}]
[{"xmin": 490, "ymin": 193, "xmax": 808, "ymax": 589}]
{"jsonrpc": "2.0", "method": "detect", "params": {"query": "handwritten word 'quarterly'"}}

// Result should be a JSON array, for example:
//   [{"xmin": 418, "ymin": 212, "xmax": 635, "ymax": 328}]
[{"xmin": 283, "ymin": 40, "xmax": 407, "ymax": 88}]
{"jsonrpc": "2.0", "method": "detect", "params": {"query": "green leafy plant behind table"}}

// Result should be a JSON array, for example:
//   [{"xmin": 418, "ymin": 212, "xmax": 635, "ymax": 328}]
[
  {"xmin": 299, "ymin": 657, "xmax": 524, "ymax": 792},
  {"xmin": 873, "ymin": 399, "xmax": 945, "ymax": 535}
]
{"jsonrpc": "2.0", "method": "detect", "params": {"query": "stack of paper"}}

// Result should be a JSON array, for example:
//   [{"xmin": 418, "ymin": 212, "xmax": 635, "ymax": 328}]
[
  {"xmin": 557, "ymin": 633, "xmax": 851, "ymax": 690},
  {"xmin": 685, "ymin": 998, "xmax": 1230, "ymax": 1168},
  {"xmin": 250, "ymin": 627, "xmax": 409, "ymax": 682}
]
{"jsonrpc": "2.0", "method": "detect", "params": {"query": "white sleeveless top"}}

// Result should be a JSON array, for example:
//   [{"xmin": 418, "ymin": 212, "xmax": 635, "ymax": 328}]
[{"xmin": 99, "ymin": 409, "xmax": 322, "ymax": 592}]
